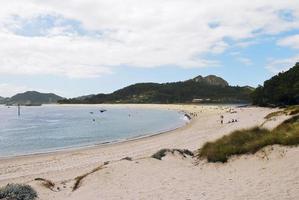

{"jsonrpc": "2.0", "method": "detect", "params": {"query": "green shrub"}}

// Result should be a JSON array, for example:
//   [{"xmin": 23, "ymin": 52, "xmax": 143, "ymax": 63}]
[
  {"xmin": 151, "ymin": 149, "xmax": 194, "ymax": 160},
  {"xmin": 199, "ymin": 115, "xmax": 299, "ymax": 162},
  {"xmin": 0, "ymin": 184, "xmax": 37, "ymax": 200}
]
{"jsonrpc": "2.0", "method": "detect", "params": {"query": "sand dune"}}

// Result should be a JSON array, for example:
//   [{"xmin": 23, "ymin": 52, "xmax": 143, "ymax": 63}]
[{"xmin": 0, "ymin": 104, "xmax": 298, "ymax": 200}]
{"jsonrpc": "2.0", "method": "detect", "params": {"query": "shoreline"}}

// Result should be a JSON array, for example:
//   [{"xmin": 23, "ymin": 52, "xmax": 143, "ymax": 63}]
[
  {"xmin": 2, "ymin": 104, "xmax": 296, "ymax": 200},
  {"xmin": 0, "ymin": 111, "xmax": 192, "ymax": 161},
  {"xmin": 0, "ymin": 104, "xmax": 268, "ymax": 160},
  {"xmin": 0, "ymin": 104, "xmax": 268, "ymax": 168},
  {"xmin": 0, "ymin": 104, "xmax": 216, "ymax": 163}
]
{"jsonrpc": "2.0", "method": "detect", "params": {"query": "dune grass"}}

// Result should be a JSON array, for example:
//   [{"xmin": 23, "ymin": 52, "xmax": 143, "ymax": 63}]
[
  {"xmin": 199, "ymin": 115, "xmax": 299, "ymax": 163},
  {"xmin": 264, "ymin": 110, "xmax": 286, "ymax": 119},
  {"xmin": 264, "ymin": 105, "xmax": 299, "ymax": 120},
  {"xmin": 0, "ymin": 184, "xmax": 37, "ymax": 200},
  {"xmin": 285, "ymin": 105, "xmax": 299, "ymax": 115}
]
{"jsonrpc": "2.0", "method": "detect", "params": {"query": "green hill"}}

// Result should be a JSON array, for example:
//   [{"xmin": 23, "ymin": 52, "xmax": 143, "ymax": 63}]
[
  {"xmin": 0, "ymin": 96, "xmax": 7, "ymax": 104},
  {"xmin": 7, "ymin": 91, "xmax": 63, "ymax": 105},
  {"xmin": 0, "ymin": 96, "xmax": 10, "ymax": 104},
  {"xmin": 252, "ymin": 62, "xmax": 299, "ymax": 106},
  {"xmin": 59, "ymin": 75, "xmax": 253, "ymax": 104}
]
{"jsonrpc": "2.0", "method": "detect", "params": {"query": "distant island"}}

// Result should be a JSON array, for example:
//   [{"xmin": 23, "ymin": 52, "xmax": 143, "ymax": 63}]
[
  {"xmin": 0, "ymin": 91, "xmax": 64, "ymax": 105},
  {"xmin": 58, "ymin": 75, "xmax": 254, "ymax": 104}
]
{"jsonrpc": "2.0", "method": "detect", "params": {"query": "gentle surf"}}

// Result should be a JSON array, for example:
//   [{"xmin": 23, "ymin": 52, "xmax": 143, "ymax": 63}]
[{"xmin": 0, "ymin": 105, "xmax": 187, "ymax": 157}]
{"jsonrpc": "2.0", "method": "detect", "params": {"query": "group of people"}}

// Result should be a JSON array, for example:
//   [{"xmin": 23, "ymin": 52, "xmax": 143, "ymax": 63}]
[
  {"xmin": 189, "ymin": 112, "xmax": 198, "ymax": 117},
  {"xmin": 220, "ymin": 115, "xmax": 238, "ymax": 124},
  {"xmin": 228, "ymin": 119, "xmax": 238, "ymax": 123}
]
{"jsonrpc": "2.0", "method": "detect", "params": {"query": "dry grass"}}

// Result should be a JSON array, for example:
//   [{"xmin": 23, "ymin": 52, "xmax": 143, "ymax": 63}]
[
  {"xmin": 73, "ymin": 165, "xmax": 104, "ymax": 191},
  {"xmin": 199, "ymin": 115, "xmax": 299, "ymax": 163},
  {"xmin": 34, "ymin": 178, "xmax": 55, "ymax": 191}
]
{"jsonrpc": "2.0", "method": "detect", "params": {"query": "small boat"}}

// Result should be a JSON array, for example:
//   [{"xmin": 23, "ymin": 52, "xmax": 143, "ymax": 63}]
[{"xmin": 100, "ymin": 109, "xmax": 107, "ymax": 113}]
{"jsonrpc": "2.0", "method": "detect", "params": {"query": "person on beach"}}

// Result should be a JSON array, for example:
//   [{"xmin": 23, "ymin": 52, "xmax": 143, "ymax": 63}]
[{"xmin": 220, "ymin": 115, "xmax": 224, "ymax": 124}]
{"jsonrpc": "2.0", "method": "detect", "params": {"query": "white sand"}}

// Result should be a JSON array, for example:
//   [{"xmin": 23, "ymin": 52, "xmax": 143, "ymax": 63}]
[{"xmin": 0, "ymin": 104, "xmax": 298, "ymax": 200}]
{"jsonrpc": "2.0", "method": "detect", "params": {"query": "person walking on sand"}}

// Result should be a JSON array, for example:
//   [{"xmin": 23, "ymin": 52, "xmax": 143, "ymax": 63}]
[{"xmin": 220, "ymin": 115, "xmax": 224, "ymax": 124}]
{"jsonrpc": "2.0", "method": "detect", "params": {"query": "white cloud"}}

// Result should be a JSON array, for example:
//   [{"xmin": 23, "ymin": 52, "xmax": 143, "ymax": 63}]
[
  {"xmin": 0, "ymin": 0, "xmax": 299, "ymax": 78},
  {"xmin": 277, "ymin": 34, "xmax": 299, "ymax": 49},
  {"xmin": 0, "ymin": 33, "xmax": 113, "ymax": 78},
  {"xmin": 266, "ymin": 55, "xmax": 299, "ymax": 74}
]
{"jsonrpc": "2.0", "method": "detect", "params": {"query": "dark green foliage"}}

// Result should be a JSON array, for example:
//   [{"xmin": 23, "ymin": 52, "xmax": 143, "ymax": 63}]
[
  {"xmin": 252, "ymin": 62, "xmax": 299, "ymax": 106},
  {"xmin": 0, "ymin": 184, "xmax": 38, "ymax": 200},
  {"xmin": 151, "ymin": 148, "xmax": 194, "ymax": 160},
  {"xmin": 59, "ymin": 75, "xmax": 252, "ymax": 104},
  {"xmin": 199, "ymin": 115, "xmax": 299, "ymax": 162},
  {"xmin": 4, "ymin": 91, "xmax": 63, "ymax": 105}
]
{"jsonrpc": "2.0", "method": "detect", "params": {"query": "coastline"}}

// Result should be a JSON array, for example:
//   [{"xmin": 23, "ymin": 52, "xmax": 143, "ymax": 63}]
[
  {"xmin": 0, "ymin": 104, "xmax": 191, "ymax": 160},
  {"xmin": 1, "ymin": 104, "xmax": 298, "ymax": 200},
  {"xmin": 0, "ymin": 113, "xmax": 191, "ymax": 161},
  {"xmin": 0, "ymin": 103, "xmax": 271, "ymax": 174}
]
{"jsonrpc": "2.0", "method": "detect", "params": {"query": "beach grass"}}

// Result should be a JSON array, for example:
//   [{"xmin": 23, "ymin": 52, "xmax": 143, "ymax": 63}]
[
  {"xmin": 199, "ymin": 115, "xmax": 299, "ymax": 163},
  {"xmin": 264, "ymin": 105, "xmax": 299, "ymax": 120},
  {"xmin": 264, "ymin": 110, "xmax": 286, "ymax": 119},
  {"xmin": 0, "ymin": 183, "xmax": 38, "ymax": 200},
  {"xmin": 285, "ymin": 105, "xmax": 299, "ymax": 115}
]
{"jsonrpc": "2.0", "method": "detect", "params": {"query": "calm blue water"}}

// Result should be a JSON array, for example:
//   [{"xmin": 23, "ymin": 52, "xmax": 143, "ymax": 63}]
[{"xmin": 0, "ymin": 105, "xmax": 187, "ymax": 157}]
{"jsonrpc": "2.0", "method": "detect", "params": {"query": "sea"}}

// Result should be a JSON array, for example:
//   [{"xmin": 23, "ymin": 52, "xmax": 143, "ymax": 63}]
[{"xmin": 0, "ymin": 105, "xmax": 187, "ymax": 157}]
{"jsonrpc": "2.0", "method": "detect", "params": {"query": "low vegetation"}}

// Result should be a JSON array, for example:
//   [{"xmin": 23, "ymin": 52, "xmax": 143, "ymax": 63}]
[
  {"xmin": 264, "ymin": 105, "xmax": 299, "ymax": 120},
  {"xmin": 151, "ymin": 148, "xmax": 194, "ymax": 160},
  {"xmin": 264, "ymin": 110, "xmax": 286, "ymax": 120},
  {"xmin": 285, "ymin": 105, "xmax": 299, "ymax": 115},
  {"xmin": 199, "ymin": 115, "xmax": 299, "ymax": 163},
  {"xmin": 73, "ymin": 165, "xmax": 104, "ymax": 191},
  {"xmin": 34, "ymin": 178, "xmax": 55, "ymax": 191},
  {"xmin": 0, "ymin": 184, "xmax": 37, "ymax": 200}
]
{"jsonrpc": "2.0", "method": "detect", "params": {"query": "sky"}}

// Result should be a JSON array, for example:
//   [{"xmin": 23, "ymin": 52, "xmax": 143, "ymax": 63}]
[{"xmin": 0, "ymin": 0, "xmax": 299, "ymax": 98}]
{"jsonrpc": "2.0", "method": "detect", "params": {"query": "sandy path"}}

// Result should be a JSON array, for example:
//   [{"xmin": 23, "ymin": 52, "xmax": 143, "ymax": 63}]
[{"xmin": 0, "ymin": 104, "xmax": 297, "ymax": 200}]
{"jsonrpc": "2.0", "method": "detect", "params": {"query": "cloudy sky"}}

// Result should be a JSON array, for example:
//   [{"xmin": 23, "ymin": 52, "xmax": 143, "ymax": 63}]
[{"xmin": 0, "ymin": 0, "xmax": 299, "ymax": 97}]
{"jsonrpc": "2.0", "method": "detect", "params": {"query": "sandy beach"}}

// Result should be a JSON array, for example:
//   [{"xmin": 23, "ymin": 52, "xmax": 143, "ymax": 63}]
[{"xmin": 0, "ymin": 104, "xmax": 298, "ymax": 200}]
